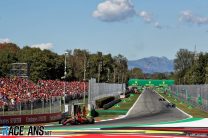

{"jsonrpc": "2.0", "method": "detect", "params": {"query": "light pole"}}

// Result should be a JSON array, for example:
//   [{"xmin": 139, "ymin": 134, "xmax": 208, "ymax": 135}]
[
  {"xmin": 107, "ymin": 68, "xmax": 110, "ymax": 82},
  {"xmin": 83, "ymin": 56, "xmax": 86, "ymax": 105},
  {"xmin": 63, "ymin": 51, "xmax": 68, "ymax": 110},
  {"xmin": 122, "ymin": 71, "xmax": 124, "ymax": 93},
  {"xmin": 98, "ymin": 61, "xmax": 102, "ymax": 83},
  {"xmin": 113, "ymin": 68, "xmax": 116, "ymax": 83}
]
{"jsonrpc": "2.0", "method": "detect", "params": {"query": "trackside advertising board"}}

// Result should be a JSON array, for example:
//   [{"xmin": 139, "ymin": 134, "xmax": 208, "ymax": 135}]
[{"xmin": 128, "ymin": 79, "xmax": 175, "ymax": 87}]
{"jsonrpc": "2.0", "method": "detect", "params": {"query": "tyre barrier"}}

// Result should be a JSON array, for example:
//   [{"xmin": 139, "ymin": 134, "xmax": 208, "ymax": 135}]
[
  {"xmin": 103, "ymin": 99, "xmax": 121, "ymax": 110},
  {"xmin": 96, "ymin": 96, "xmax": 115, "ymax": 108},
  {"xmin": 0, "ymin": 112, "xmax": 62, "ymax": 126}
]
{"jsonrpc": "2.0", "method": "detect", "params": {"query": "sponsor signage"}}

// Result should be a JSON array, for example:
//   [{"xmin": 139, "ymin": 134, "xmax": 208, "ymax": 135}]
[{"xmin": 0, "ymin": 112, "xmax": 61, "ymax": 126}]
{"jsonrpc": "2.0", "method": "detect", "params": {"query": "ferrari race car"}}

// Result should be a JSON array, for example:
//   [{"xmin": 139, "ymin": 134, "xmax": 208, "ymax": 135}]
[
  {"xmin": 62, "ymin": 116, "xmax": 95, "ymax": 125},
  {"xmin": 60, "ymin": 104, "xmax": 95, "ymax": 126}
]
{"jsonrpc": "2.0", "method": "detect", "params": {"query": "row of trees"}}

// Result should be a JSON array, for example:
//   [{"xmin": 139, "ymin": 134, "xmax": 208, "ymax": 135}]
[
  {"xmin": 3, "ymin": 43, "xmax": 206, "ymax": 85},
  {"xmin": 128, "ymin": 67, "xmax": 173, "ymax": 80},
  {"xmin": 0, "ymin": 43, "xmax": 128, "ymax": 83},
  {"xmin": 174, "ymin": 49, "xmax": 208, "ymax": 84}
]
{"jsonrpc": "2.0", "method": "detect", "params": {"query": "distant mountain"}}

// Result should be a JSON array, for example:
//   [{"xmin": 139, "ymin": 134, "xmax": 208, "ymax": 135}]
[{"xmin": 128, "ymin": 56, "xmax": 174, "ymax": 73}]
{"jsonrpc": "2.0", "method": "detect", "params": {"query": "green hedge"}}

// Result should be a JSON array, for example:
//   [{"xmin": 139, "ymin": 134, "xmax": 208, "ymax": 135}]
[
  {"xmin": 95, "ymin": 96, "xmax": 115, "ymax": 108},
  {"xmin": 103, "ymin": 99, "xmax": 121, "ymax": 110}
]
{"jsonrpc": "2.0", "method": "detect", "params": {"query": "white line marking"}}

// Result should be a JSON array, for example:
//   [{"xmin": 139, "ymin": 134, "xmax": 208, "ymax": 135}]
[{"xmin": 124, "ymin": 90, "xmax": 144, "ymax": 118}]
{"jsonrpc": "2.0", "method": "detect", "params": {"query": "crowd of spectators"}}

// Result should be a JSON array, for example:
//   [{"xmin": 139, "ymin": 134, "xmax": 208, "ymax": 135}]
[{"xmin": 0, "ymin": 77, "xmax": 88, "ymax": 110}]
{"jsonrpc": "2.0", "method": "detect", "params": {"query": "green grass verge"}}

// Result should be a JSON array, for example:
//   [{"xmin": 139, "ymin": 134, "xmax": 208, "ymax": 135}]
[
  {"xmin": 96, "ymin": 93, "xmax": 140, "ymax": 119},
  {"xmin": 110, "ymin": 93, "xmax": 140, "ymax": 110},
  {"xmin": 160, "ymin": 93, "xmax": 208, "ymax": 118}
]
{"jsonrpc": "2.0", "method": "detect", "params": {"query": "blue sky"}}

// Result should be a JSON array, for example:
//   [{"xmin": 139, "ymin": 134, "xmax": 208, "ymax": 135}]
[{"xmin": 0, "ymin": 0, "xmax": 208, "ymax": 60}]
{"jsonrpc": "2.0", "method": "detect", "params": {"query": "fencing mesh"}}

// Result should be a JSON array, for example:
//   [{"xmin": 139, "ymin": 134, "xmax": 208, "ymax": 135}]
[
  {"xmin": 170, "ymin": 85, "xmax": 208, "ymax": 111},
  {"xmin": 88, "ymin": 79, "xmax": 125, "ymax": 108},
  {"xmin": 0, "ymin": 96, "xmax": 62, "ymax": 116}
]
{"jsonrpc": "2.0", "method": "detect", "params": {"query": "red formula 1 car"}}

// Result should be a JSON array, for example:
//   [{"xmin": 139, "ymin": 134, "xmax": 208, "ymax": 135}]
[
  {"xmin": 62, "ymin": 115, "xmax": 95, "ymax": 125},
  {"xmin": 61, "ymin": 104, "xmax": 95, "ymax": 125}
]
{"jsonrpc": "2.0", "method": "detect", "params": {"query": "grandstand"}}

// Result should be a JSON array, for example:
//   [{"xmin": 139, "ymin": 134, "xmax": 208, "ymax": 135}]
[{"xmin": 0, "ymin": 77, "xmax": 88, "ymax": 115}]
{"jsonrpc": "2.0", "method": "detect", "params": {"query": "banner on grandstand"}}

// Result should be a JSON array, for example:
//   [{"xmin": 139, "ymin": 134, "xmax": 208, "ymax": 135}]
[{"xmin": 0, "ymin": 112, "xmax": 61, "ymax": 126}]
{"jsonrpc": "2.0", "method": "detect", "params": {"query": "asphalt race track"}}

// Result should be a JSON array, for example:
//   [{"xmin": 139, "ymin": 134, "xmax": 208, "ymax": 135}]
[{"xmin": 46, "ymin": 89, "xmax": 189, "ymax": 129}]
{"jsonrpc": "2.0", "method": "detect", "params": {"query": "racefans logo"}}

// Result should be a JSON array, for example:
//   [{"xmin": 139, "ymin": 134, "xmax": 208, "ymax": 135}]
[{"xmin": 2, "ymin": 126, "xmax": 52, "ymax": 136}]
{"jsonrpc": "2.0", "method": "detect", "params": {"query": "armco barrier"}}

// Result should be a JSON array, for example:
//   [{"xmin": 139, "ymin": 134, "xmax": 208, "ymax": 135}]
[
  {"xmin": 88, "ymin": 78, "xmax": 125, "ymax": 109},
  {"xmin": 0, "ymin": 112, "xmax": 62, "ymax": 126}
]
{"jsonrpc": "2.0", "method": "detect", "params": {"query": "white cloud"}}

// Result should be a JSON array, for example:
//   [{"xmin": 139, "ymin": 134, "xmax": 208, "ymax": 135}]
[
  {"xmin": 138, "ymin": 11, "xmax": 153, "ymax": 23},
  {"xmin": 154, "ymin": 22, "xmax": 162, "ymax": 29},
  {"xmin": 137, "ymin": 11, "xmax": 162, "ymax": 29},
  {"xmin": 179, "ymin": 10, "xmax": 208, "ymax": 25},
  {"xmin": 92, "ymin": 0, "xmax": 136, "ymax": 22},
  {"xmin": 31, "ymin": 43, "xmax": 53, "ymax": 50},
  {"xmin": 0, "ymin": 38, "xmax": 11, "ymax": 43}
]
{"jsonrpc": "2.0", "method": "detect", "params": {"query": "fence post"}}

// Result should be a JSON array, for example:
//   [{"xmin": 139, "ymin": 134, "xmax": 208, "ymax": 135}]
[
  {"xmin": 60, "ymin": 97, "xmax": 62, "ymax": 112},
  {"xmin": 42, "ymin": 99, "xmax": 45, "ymax": 114},
  {"xmin": 180, "ymin": 89, "xmax": 185, "ymax": 104},
  {"xmin": 187, "ymin": 94, "xmax": 192, "ymax": 109},
  {"xmin": 168, "ymin": 89, "xmax": 171, "ymax": 97},
  {"xmin": 206, "ymin": 95, "xmax": 208, "ymax": 111},
  {"xmin": 174, "ymin": 90, "xmax": 178, "ymax": 101},
  {"xmin": 31, "ymin": 101, "xmax": 33, "ymax": 114},
  {"xmin": 197, "ymin": 96, "xmax": 202, "ymax": 106},
  {"xmin": 50, "ymin": 99, "xmax": 52, "ymax": 113},
  {"xmin": 3, "ymin": 104, "xmax": 4, "ymax": 116},
  {"xmin": 19, "ymin": 102, "xmax": 21, "ymax": 115},
  {"xmin": 88, "ymin": 79, "xmax": 91, "ymax": 110}
]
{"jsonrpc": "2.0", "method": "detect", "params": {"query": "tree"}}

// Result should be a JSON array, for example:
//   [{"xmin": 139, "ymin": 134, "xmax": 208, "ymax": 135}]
[
  {"xmin": 128, "ymin": 68, "xmax": 144, "ymax": 79},
  {"xmin": 151, "ymin": 72, "xmax": 168, "ymax": 80},
  {"xmin": 193, "ymin": 53, "xmax": 206, "ymax": 84},
  {"xmin": 0, "ymin": 42, "xmax": 129, "ymax": 83},
  {"xmin": 174, "ymin": 49, "xmax": 194, "ymax": 84},
  {"xmin": 17, "ymin": 46, "xmax": 64, "ymax": 82},
  {"xmin": 68, "ymin": 49, "xmax": 90, "ymax": 81},
  {"xmin": 0, "ymin": 43, "xmax": 20, "ymax": 77},
  {"xmin": 205, "ymin": 65, "xmax": 208, "ymax": 84},
  {"xmin": 113, "ymin": 54, "xmax": 128, "ymax": 83}
]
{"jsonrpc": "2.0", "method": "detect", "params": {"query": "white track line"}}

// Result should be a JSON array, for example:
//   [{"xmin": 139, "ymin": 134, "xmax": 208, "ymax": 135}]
[
  {"xmin": 124, "ymin": 89, "xmax": 144, "ymax": 118},
  {"xmin": 155, "ymin": 90, "xmax": 192, "ymax": 118}
]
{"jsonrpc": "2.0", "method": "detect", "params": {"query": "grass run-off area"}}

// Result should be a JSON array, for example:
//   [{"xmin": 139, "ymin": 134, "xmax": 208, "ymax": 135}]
[
  {"xmin": 96, "ymin": 93, "xmax": 140, "ymax": 121},
  {"xmin": 160, "ymin": 92, "xmax": 208, "ymax": 118}
]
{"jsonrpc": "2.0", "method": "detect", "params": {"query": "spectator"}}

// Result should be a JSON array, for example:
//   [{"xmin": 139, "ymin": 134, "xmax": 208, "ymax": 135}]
[{"xmin": 0, "ymin": 77, "xmax": 88, "ymax": 110}]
